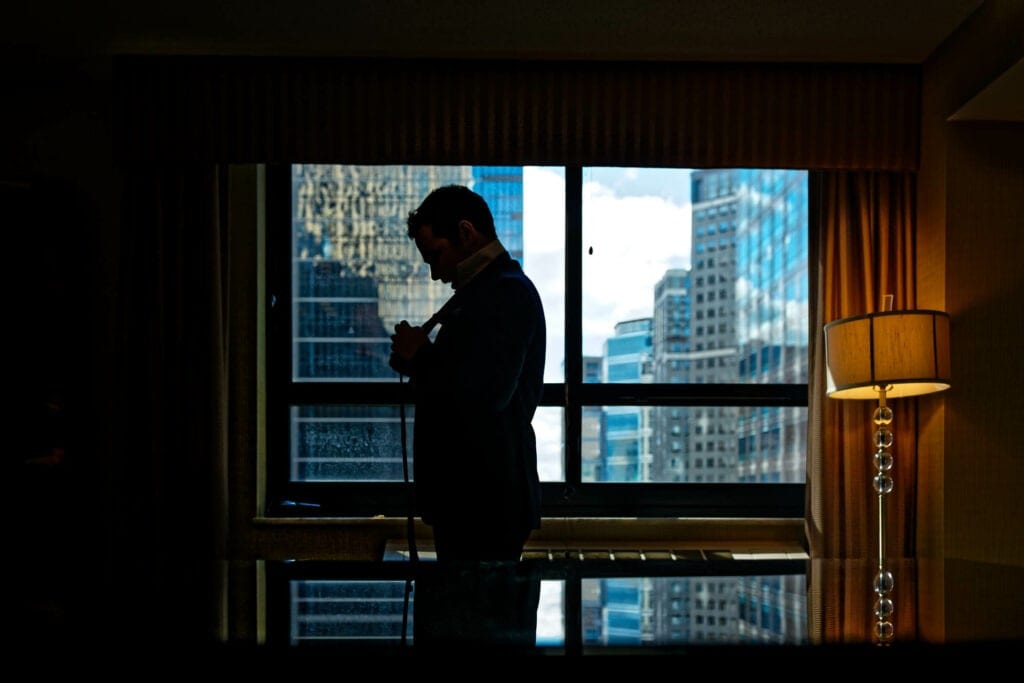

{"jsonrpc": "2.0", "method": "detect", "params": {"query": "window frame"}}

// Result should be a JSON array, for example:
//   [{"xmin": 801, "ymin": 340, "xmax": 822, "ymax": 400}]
[{"xmin": 265, "ymin": 164, "xmax": 807, "ymax": 519}]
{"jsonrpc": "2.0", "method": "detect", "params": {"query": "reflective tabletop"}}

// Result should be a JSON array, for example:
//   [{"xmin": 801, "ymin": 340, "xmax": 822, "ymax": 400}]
[
  {"xmin": 263, "ymin": 553, "xmax": 1024, "ymax": 656},
  {"xmin": 16, "ymin": 552, "xmax": 1024, "ymax": 670}
]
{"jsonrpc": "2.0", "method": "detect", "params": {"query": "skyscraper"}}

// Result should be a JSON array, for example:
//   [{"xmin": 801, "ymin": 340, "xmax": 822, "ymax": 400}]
[
  {"xmin": 601, "ymin": 318, "xmax": 653, "ymax": 482},
  {"xmin": 647, "ymin": 168, "xmax": 808, "ymax": 485},
  {"xmin": 650, "ymin": 268, "xmax": 691, "ymax": 482},
  {"xmin": 289, "ymin": 164, "xmax": 524, "ymax": 481},
  {"xmin": 645, "ymin": 168, "xmax": 809, "ymax": 645}
]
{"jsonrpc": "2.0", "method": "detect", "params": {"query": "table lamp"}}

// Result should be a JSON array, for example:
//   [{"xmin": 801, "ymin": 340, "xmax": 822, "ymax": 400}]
[{"xmin": 823, "ymin": 304, "xmax": 951, "ymax": 643}]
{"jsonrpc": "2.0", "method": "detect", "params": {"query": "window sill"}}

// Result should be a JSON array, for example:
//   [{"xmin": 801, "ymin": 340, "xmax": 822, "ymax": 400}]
[{"xmin": 250, "ymin": 516, "xmax": 807, "ymax": 560}]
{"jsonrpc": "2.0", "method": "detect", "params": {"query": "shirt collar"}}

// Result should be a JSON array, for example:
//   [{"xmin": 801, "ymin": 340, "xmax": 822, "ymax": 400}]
[{"xmin": 455, "ymin": 239, "xmax": 507, "ymax": 289}]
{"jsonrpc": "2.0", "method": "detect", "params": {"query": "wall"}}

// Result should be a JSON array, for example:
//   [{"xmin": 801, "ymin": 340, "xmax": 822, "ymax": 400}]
[
  {"xmin": 919, "ymin": 0, "xmax": 1024, "ymax": 566},
  {"xmin": 4, "ymin": 55, "xmax": 124, "ymax": 639}
]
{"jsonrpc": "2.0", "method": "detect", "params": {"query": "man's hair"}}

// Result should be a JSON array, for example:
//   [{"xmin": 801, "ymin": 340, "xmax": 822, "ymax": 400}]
[{"xmin": 406, "ymin": 184, "xmax": 497, "ymax": 243}]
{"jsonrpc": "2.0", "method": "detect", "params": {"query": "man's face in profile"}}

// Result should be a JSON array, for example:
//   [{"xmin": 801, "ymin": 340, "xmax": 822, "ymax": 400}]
[{"xmin": 414, "ymin": 224, "xmax": 461, "ymax": 285}]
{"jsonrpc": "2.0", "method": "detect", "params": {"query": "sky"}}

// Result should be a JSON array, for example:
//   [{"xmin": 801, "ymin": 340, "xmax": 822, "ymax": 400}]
[
  {"xmin": 521, "ymin": 166, "xmax": 694, "ymax": 480},
  {"xmin": 522, "ymin": 166, "xmax": 693, "ymax": 381}
]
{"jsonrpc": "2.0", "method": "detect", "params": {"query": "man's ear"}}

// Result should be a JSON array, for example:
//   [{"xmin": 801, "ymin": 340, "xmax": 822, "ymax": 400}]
[{"xmin": 457, "ymin": 219, "xmax": 476, "ymax": 244}]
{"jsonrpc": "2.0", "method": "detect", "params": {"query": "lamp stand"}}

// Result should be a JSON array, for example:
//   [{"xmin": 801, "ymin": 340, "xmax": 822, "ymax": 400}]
[
  {"xmin": 872, "ymin": 386, "xmax": 895, "ymax": 644},
  {"xmin": 824, "ymin": 303, "xmax": 951, "ymax": 646}
]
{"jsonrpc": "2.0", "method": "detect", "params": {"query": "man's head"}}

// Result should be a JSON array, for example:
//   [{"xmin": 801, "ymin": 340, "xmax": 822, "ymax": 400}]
[{"xmin": 406, "ymin": 185, "xmax": 497, "ymax": 285}]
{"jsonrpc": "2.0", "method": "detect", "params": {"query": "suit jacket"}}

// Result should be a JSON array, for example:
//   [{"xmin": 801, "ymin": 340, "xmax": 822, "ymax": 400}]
[{"xmin": 406, "ymin": 252, "xmax": 546, "ymax": 537}]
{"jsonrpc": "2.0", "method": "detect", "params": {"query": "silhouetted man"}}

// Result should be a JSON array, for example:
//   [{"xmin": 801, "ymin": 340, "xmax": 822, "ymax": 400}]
[{"xmin": 389, "ymin": 184, "xmax": 546, "ymax": 562}]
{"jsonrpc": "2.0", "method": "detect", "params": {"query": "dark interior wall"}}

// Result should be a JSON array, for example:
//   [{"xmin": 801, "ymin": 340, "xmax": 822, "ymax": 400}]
[
  {"xmin": 919, "ymin": 0, "xmax": 1024, "ymax": 566},
  {"xmin": 944, "ymin": 121, "xmax": 1024, "ymax": 565},
  {"xmin": 4, "ymin": 56, "xmax": 124, "ymax": 635}
]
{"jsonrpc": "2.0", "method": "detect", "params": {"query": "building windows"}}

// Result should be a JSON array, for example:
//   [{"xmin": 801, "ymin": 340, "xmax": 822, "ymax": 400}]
[{"xmin": 267, "ymin": 165, "xmax": 807, "ymax": 518}]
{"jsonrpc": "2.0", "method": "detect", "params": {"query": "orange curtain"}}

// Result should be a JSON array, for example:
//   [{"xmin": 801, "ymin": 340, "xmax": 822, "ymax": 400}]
[{"xmin": 806, "ymin": 170, "xmax": 921, "ymax": 641}]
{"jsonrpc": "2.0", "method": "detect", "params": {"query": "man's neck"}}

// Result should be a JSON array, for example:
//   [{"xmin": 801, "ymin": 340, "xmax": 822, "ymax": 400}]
[{"xmin": 454, "ymin": 239, "xmax": 506, "ymax": 289}]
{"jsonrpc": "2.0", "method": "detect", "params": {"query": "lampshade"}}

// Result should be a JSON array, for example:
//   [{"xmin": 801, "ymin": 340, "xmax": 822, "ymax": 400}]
[{"xmin": 824, "ymin": 309, "xmax": 951, "ymax": 399}]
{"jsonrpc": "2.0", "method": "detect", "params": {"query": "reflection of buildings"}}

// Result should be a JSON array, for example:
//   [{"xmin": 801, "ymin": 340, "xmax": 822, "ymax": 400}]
[
  {"xmin": 736, "ymin": 575, "xmax": 807, "ymax": 644},
  {"xmin": 290, "ymin": 580, "xmax": 410, "ymax": 645},
  {"xmin": 292, "ymin": 574, "xmax": 806, "ymax": 649},
  {"xmin": 581, "ymin": 576, "xmax": 603, "ymax": 643},
  {"xmin": 292, "ymin": 164, "xmax": 526, "ymax": 380},
  {"xmin": 585, "ymin": 575, "xmax": 807, "ymax": 647},
  {"xmin": 290, "ymin": 165, "xmax": 524, "ymax": 481},
  {"xmin": 292, "ymin": 164, "xmax": 472, "ymax": 377},
  {"xmin": 598, "ymin": 577, "xmax": 653, "ymax": 645},
  {"xmin": 293, "ymin": 262, "xmax": 393, "ymax": 380}
]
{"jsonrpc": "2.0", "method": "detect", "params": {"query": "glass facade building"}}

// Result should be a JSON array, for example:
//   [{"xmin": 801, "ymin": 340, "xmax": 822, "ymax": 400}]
[
  {"xmin": 289, "ymin": 165, "xmax": 524, "ymax": 480},
  {"xmin": 600, "ymin": 318, "xmax": 653, "ymax": 482},
  {"xmin": 283, "ymin": 165, "xmax": 808, "ymax": 645},
  {"xmin": 590, "ymin": 168, "xmax": 809, "ymax": 644}
]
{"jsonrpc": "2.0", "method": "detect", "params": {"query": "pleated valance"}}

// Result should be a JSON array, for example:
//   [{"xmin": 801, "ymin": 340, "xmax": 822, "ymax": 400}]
[{"xmin": 114, "ymin": 56, "xmax": 920, "ymax": 170}]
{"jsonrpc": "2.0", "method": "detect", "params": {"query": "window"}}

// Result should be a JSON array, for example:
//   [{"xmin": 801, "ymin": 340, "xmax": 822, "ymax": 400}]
[{"xmin": 267, "ymin": 165, "xmax": 807, "ymax": 517}]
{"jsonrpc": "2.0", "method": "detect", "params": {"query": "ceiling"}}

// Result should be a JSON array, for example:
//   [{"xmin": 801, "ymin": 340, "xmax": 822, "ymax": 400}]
[
  {"xmin": 5, "ymin": 0, "xmax": 985, "ymax": 64},
  {"xmin": 8, "ymin": 0, "xmax": 1018, "ymax": 121}
]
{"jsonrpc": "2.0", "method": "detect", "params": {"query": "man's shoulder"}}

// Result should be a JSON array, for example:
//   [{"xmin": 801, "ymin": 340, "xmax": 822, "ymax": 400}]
[
  {"xmin": 494, "ymin": 261, "xmax": 541, "ymax": 296},
  {"xmin": 481, "ymin": 254, "xmax": 530, "ymax": 285}
]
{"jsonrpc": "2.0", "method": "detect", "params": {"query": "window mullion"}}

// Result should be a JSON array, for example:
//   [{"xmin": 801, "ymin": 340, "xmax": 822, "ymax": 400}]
[{"xmin": 564, "ymin": 166, "xmax": 583, "ymax": 489}]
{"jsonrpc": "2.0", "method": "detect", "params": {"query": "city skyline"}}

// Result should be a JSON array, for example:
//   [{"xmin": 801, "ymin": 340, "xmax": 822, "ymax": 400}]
[
  {"xmin": 289, "ymin": 164, "xmax": 807, "ymax": 485},
  {"xmin": 287, "ymin": 164, "xmax": 810, "ymax": 646}
]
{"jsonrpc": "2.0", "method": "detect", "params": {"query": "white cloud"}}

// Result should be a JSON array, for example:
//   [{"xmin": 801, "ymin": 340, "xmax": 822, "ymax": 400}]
[
  {"xmin": 581, "ymin": 189, "xmax": 690, "ymax": 352},
  {"xmin": 524, "ymin": 167, "xmax": 567, "ymax": 383},
  {"xmin": 523, "ymin": 167, "xmax": 693, "ymax": 477},
  {"xmin": 522, "ymin": 167, "xmax": 566, "ymax": 254},
  {"xmin": 524, "ymin": 166, "xmax": 693, "ymax": 365}
]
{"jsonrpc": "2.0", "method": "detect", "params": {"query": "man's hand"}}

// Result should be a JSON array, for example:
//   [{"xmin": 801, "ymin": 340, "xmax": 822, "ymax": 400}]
[{"xmin": 389, "ymin": 320, "xmax": 430, "ymax": 374}]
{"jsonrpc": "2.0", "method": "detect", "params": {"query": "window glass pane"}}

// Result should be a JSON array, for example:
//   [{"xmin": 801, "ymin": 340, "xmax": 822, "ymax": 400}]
[
  {"xmin": 580, "ymin": 168, "xmax": 808, "ymax": 484},
  {"xmin": 291, "ymin": 165, "xmax": 564, "ymax": 382},
  {"xmin": 535, "ymin": 406, "xmax": 564, "ymax": 482},
  {"xmin": 283, "ymin": 164, "xmax": 807, "ymax": 493},
  {"xmin": 581, "ymin": 167, "xmax": 807, "ymax": 384},
  {"xmin": 292, "ymin": 165, "xmax": 462, "ymax": 382},
  {"xmin": 523, "ymin": 166, "xmax": 566, "ymax": 383},
  {"xmin": 646, "ymin": 405, "xmax": 808, "ymax": 483},
  {"xmin": 292, "ymin": 404, "xmax": 412, "ymax": 482},
  {"xmin": 289, "ymin": 164, "xmax": 566, "ymax": 484},
  {"xmin": 292, "ymin": 404, "xmax": 562, "ymax": 483},
  {"xmin": 581, "ymin": 168, "xmax": 692, "ymax": 370}
]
